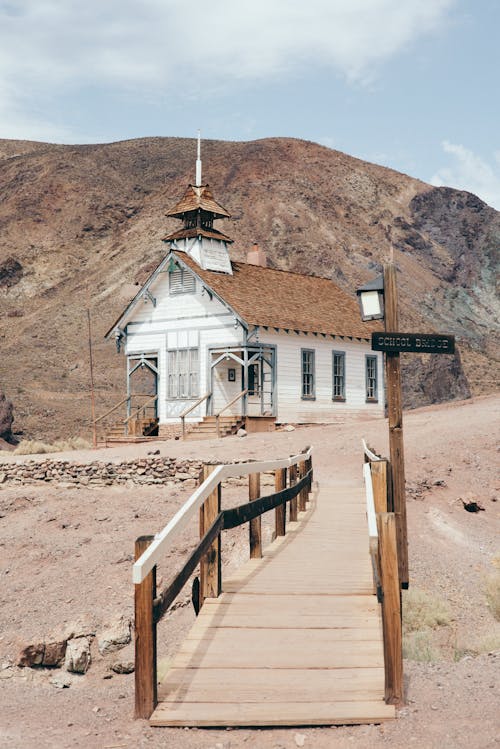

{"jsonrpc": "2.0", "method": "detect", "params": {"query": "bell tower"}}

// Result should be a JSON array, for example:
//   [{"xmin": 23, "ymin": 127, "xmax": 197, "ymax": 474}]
[{"xmin": 163, "ymin": 135, "xmax": 233, "ymax": 274}]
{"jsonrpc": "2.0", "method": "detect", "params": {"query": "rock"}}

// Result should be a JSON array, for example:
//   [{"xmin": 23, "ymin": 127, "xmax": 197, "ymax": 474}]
[
  {"xmin": 98, "ymin": 617, "xmax": 131, "ymax": 655},
  {"xmin": 51, "ymin": 674, "xmax": 72, "ymax": 689},
  {"xmin": 18, "ymin": 640, "xmax": 67, "ymax": 668},
  {"xmin": 0, "ymin": 472, "xmax": 6, "ymax": 484},
  {"xmin": 65, "ymin": 637, "xmax": 92, "ymax": 674},
  {"xmin": 294, "ymin": 733, "xmax": 306, "ymax": 747},
  {"xmin": 284, "ymin": 424, "xmax": 295, "ymax": 432},
  {"xmin": 43, "ymin": 641, "xmax": 67, "ymax": 667},
  {"xmin": 110, "ymin": 660, "xmax": 134, "ymax": 674},
  {"xmin": 237, "ymin": 428, "xmax": 247, "ymax": 438}
]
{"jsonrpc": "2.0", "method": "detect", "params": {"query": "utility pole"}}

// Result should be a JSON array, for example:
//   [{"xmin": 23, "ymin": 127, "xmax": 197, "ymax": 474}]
[
  {"xmin": 383, "ymin": 262, "xmax": 408, "ymax": 589},
  {"xmin": 87, "ymin": 307, "xmax": 97, "ymax": 449}
]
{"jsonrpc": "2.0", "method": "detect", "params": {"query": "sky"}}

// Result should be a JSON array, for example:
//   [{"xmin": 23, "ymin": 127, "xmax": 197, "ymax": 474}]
[{"xmin": 1, "ymin": 0, "xmax": 499, "ymax": 208}]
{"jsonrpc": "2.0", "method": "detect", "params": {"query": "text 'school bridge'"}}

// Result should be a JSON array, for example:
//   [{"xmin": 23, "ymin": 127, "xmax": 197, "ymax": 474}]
[{"xmin": 134, "ymin": 447, "xmax": 398, "ymax": 728}]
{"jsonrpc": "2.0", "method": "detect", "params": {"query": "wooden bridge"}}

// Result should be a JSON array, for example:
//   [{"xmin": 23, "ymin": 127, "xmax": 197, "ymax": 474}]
[{"xmin": 133, "ymin": 446, "xmax": 403, "ymax": 728}]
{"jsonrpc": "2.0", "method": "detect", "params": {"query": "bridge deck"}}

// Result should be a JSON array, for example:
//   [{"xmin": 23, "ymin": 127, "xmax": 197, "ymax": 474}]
[{"xmin": 150, "ymin": 482, "xmax": 395, "ymax": 726}]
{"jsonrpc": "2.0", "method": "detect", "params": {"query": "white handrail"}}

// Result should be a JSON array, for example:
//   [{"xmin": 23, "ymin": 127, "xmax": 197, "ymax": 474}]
[
  {"xmin": 362, "ymin": 438, "xmax": 383, "ymax": 462},
  {"xmin": 132, "ymin": 446, "xmax": 313, "ymax": 584},
  {"xmin": 363, "ymin": 461, "xmax": 378, "ymax": 549}
]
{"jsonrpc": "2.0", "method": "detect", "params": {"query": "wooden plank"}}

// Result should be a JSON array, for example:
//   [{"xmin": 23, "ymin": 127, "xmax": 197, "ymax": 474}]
[
  {"xmin": 134, "ymin": 536, "xmax": 157, "ymax": 719},
  {"xmin": 289, "ymin": 464, "xmax": 298, "ymax": 522},
  {"xmin": 202, "ymin": 593, "xmax": 380, "ymax": 612},
  {"xmin": 158, "ymin": 667, "xmax": 386, "ymax": 703},
  {"xmin": 199, "ymin": 465, "xmax": 221, "ymax": 608},
  {"xmin": 377, "ymin": 512, "xmax": 403, "ymax": 704},
  {"xmin": 173, "ymin": 641, "xmax": 384, "ymax": 670},
  {"xmin": 274, "ymin": 467, "xmax": 286, "ymax": 537},
  {"xmin": 371, "ymin": 460, "xmax": 388, "ymax": 514},
  {"xmin": 150, "ymin": 700, "xmax": 395, "ymax": 727},
  {"xmin": 248, "ymin": 472, "xmax": 262, "ymax": 558}
]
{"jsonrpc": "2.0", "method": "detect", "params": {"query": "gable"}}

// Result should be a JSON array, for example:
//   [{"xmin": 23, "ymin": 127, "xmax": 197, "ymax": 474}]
[{"xmin": 105, "ymin": 252, "xmax": 240, "ymax": 338}]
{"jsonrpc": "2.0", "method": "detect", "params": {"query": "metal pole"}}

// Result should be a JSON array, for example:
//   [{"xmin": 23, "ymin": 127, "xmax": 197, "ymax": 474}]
[
  {"xmin": 383, "ymin": 262, "xmax": 408, "ymax": 589},
  {"xmin": 87, "ymin": 308, "xmax": 97, "ymax": 449}
]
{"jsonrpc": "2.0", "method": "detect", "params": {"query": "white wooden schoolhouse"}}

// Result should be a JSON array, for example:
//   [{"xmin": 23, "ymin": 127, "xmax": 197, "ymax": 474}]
[{"xmin": 106, "ymin": 146, "xmax": 384, "ymax": 439}]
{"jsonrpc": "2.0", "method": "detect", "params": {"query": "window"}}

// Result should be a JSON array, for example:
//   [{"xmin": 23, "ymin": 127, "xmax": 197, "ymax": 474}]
[
  {"xmin": 301, "ymin": 349, "xmax": 315, "ymax": 399},
  {"xmin": 247, "ymin": 363, "xmax": 260, "ymax": 395},
  {"xmin": 167, "ymin": 348, "xmax": 199, "ymax": 398},
  {"xmin": 169, "ymin": 266, "xmax": 196, "ymax": 295},
  {"xmin": 332, "ymin": 351, "xmax": 346, "ymax": 400},
  {"xmin": 365, "ymin": 355, "xmax": 378, "ymax": 402}
]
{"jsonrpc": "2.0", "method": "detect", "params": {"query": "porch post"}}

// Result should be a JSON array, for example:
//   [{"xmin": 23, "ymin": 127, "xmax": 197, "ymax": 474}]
[
  {"xmin": 243, "ymin": 346, "xmax": 248, "ymax": 418},
  {"xmin": 126, "ymin": 358, "xmax": 131, "ymax": 420}
]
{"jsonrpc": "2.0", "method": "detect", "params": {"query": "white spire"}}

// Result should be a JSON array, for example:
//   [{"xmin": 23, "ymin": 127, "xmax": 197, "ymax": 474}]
[{"xmin": 195, "ymin": 130, "xmax": 202, "ymax": 186}]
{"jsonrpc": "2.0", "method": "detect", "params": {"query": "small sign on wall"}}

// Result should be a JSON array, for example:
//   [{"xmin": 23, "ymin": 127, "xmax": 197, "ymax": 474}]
[{"xmin": 228, "ymin": 368, "xmax": 236, "ymax": 382}]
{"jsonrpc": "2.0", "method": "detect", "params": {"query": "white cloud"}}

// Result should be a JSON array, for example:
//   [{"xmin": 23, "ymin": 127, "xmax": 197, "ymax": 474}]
[
  {"xmin": 0, "ymin": 0, "xmax": 454, "ymax": 140},
  {"xmin": 430, "ymin": 141, "xmax": 500, "ymax": 210}
]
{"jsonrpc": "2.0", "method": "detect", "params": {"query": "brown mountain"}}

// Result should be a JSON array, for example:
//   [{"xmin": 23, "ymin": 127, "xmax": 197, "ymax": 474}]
[{"xmin": 0, "ymin": 136, "xmax": 497, "ymax": 441}]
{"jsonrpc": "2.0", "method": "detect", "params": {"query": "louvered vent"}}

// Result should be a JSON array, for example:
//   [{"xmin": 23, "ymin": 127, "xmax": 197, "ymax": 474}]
[{"xmin": 169, "ymin": 268, "xmax": 196, "ymax": 295}]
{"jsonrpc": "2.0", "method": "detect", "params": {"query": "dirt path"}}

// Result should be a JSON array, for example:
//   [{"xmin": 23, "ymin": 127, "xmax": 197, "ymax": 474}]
[{"xmin": 1, "ymin": 395, "xmax": 499, "ymax": 748}]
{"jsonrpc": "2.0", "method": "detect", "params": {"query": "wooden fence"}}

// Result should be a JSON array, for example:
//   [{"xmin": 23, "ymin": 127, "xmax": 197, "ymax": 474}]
[
  {"xmin": 133, "ymin": 447, "xmax": 313, "ymax": 719},
  {"xmin": 362, "ymin": 440, "xmax": 403, "ymax": 705}
]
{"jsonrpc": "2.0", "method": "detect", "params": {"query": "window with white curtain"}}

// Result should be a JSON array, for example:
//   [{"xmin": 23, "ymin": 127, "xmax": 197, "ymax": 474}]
[{"xmin": 167, "ymin": 348, "xmax": 199, "ymax": 399}]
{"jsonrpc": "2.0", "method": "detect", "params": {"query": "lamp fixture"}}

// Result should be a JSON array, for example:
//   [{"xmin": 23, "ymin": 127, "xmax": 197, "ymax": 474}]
[{"xmin": 356, "ymin": 274, "xmax": 384, "ymax": 321}]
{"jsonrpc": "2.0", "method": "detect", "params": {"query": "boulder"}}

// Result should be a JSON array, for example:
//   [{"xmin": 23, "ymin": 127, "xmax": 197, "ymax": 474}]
[
  {"xmin": 65, "ymin": 637, "xmax": 92, "ymax": 674},
  {"xmin": 98, "ymin": 617, "xmax": 131, "ymax": 655},
  {"xmin": 18, "ymin": 639, "xmax": 67, "ymax": 668},
  {"xmin": 110, "ymin": 660, "xmax": 134, "ymax": 674}
]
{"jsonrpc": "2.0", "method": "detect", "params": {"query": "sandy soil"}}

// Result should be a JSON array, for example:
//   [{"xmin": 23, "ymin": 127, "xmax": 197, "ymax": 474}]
[{"xmin": 1, "ymin": 395, "xmax": 499, "ymax": 749}]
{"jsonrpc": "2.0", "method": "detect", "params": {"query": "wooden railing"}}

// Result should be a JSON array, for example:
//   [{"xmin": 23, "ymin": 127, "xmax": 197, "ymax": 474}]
[
  {"xmin": 363, "ymin": 439, "xmax": 402, "ymax": 705},
  {"xmin": 179, "ymin": 393, "xmax": 211, "ymax": 440},
  {"xmin": 214, "ymin": 388, "xmax": 248, "ymax": 437},
  {"xmin": 94, "ymin": 394, "xmax": 158, "ymax": 443},
  {"xmin": 123, "ymin": 394, "xmax": 158, "ymax": 436},
  {"xmin": 133, "ymin": 446, "xmax": 313, "ymax": 719}
]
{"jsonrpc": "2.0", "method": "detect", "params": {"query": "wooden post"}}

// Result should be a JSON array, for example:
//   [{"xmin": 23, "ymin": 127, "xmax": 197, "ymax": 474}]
[
  {"xmin": 274, "ymin": 467, "xmax": 286, "ymax": 537},
  {"xmin": 249, "ymin": 472, "xmax": 262, "ymax": 558},
  {"xmin": 377, "ymin": 513, "xmax": 403, "ymax": 705},
  {"xmin": 298, "ymin": 459, "xmax": 307, "ymax": 511},
  {"xmin": 371, "ymin": 460, "xmax": 389, "ymax": 514},
  {"xmin": 199, "ymin": 464, "xmax": 222, "ymax": 609},
  {"xmin": 134, "ymin": 535, "xmax": 157, "ymax": 719},
  {"xmin": 384, "ymin": 262, "xmax": 409, "ymax": 589},
  {"xmin": 289, "ymin": 464, "xmax": 298, "ymax": 522}
]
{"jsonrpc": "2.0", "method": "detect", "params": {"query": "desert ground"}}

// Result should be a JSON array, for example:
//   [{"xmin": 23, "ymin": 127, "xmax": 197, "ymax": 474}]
[{"xmin": 0, "ymin": 395, "xmax": 499, "ymax": 749}]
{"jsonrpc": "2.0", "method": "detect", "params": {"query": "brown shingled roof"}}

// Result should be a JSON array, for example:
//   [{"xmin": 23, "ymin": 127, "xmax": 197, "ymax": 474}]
[
  {"xmin": 166, "ymin": 184, "xmax": 231, "ymax": 219},
  {"xmin": 178, "ymin": 253, "xmax": 381, "ymax": 339},
  {"xmin": 163, "ymin": 226, "xmax": 233, "ymax": 243}
]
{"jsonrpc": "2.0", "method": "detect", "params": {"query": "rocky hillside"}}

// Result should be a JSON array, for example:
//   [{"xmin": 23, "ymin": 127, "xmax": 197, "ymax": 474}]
[{"xmin": 0, "ymin": 137, "xmax": 497, "ymax": 441}]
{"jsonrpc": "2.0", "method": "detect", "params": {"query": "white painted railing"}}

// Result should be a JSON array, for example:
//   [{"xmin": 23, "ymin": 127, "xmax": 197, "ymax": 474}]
[
  {"xmin": 363, "ymin": 461, "xmax": 378, "ymax": 550},
  {"xmin": 132, "ymin": 446, "xmax": 313, "ymax": 584},
  {"xmin": 362, "ymin": 438, "xmax": 383, "ymax": 463}
]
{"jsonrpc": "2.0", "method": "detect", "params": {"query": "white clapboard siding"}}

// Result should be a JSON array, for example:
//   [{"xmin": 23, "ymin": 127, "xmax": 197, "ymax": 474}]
[
  {"xmin": 121, "ymin": 263, "xmax": 384, "ymax": 426},
  {"xmin": 259, "ymin": 330, "xmax": 384, "ymax": 423},
  {"xmin": 124, "ymin": 271, "xmax": 243, "ymax": 424}
]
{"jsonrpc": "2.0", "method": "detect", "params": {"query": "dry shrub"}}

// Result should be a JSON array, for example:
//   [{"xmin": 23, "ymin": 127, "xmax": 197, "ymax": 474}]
[
  {"xmin": 403, "ymin": 631, "xmax": 439, "ymax": 662},
  {"xmin": 454, "ymin": 633, "xmax": 500, "ymax": 660},
  {"xmin": 403, "ymin": 588, "xmax": 451, "ymax": 633},
  {"xmin": 13, "ymin": 437, "xmax": 91, "ymax": 455}
]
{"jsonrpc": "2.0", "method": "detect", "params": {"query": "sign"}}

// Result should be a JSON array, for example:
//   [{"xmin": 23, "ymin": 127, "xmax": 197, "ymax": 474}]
[
  {"xmin": 371, "ymin": 332, "xmax": 455, "ymax": 354},
  {"xmin": 201, "ymin": 243, "xmax": 233, "ymax": 275}
]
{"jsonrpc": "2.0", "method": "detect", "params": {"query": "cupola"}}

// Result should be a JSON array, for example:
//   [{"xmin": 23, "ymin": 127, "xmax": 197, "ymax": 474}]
[{"xmin": 163, "ymin": 135, "xmax": 233, "ymax": 274}]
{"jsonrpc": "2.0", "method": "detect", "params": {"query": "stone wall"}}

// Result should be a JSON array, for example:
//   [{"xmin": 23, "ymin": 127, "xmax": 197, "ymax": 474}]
[{"xmin": 0, "ymin": 456, "xmax": 204, "ymax": 487}]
